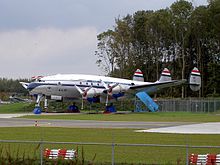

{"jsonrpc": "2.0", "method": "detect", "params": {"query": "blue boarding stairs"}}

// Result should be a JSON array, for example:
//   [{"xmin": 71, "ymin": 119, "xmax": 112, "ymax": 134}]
[{"xmin": 135, "ymin": 91, "xmax": 159, "ymax": 112}]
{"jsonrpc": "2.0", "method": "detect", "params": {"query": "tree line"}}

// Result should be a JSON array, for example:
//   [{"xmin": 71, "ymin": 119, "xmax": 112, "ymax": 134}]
[
  {"xmin": 95, "ymin": 0, "xmax": 220, "ymax": 97},
  {"xmin": 0, "ymin": 0, "xmax": 219, "ymax": 100},
  {"xmin": 0, "ymin": 78, "xmax": 29, "ymax": 100}
]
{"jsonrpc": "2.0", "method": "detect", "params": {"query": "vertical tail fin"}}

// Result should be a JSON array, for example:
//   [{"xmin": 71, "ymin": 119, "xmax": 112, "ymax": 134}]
[
  {"xmin": 133, "ymin": 69, "xmax": 144, "ymax": 82},
  {"xmin": 158, "ymin": 68, "xmax": 172, "ymax": 82},
  {"xmin": 189, "ymin": 67, "xmax": 201, "ymax": 91}
]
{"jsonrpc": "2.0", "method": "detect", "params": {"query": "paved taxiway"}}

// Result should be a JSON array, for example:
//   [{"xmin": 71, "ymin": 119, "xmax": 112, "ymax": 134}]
[
  {"xmin": 0, "ymin": 114, "xmax": 219, "ymax": 134},
  {"xmin": 0, "ymin": 113, "xmax": 190, "ymax": 129},
  {"xmin": 0, "ymin": 117, "xmax": 189, "ymax": 129},
  {"xmin": 137, "ymin": 122, "xmax": 220, "ymax": 134}
]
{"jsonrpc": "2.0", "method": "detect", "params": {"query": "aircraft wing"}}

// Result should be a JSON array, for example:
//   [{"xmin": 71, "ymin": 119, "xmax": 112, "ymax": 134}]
[{"xmin": 128, "ymin": 79, "xmax": 187, "ymax": 94}]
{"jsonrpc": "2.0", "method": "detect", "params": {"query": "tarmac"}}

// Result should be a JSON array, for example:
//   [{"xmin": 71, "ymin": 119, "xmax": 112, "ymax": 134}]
[
  {"xmin": 136, "ymin": 122, "xmax": 220, "ymax": 134},
  {"xmin": 1, "ymin": 113, "xmax": 220, "ymax": 134},
  {"xmin": 0, "ymin": 113, "xmax": 192, "ymax": 129},
  {"xmin": 0, "ymin": 113, "xmax": 32, "ymax": 118}
]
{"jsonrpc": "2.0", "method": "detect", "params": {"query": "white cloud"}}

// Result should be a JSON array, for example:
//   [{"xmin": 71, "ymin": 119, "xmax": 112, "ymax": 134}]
[{"xmin": 0, "ymin": 27, "xmax": 102, "ymax": 79}]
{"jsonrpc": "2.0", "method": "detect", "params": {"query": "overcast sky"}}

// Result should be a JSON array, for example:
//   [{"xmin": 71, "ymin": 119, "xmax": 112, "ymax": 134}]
[{"xmin": 0, "ymin": 0, "xmax": 208, "ymax": 79}]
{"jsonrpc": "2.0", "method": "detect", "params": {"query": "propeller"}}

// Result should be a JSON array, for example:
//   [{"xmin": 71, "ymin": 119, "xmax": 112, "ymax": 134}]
[
  {"xmin": 100, "ymin": 80, "xmax": 119, "ymax": 106},
  {"xmin": 75, "ymin": 85, "xmax": 92, "ymax": 109}
]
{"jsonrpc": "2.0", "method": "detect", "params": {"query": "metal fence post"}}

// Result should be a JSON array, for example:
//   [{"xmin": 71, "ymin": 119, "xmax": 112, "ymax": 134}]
[
  {"xmin": 214, "ymin": 99, "xmax": 216, "ymax": 112},
  {"xmin": 186, "ymin": 144, "xmax": 189, "ymax": 165},
  {"xmin": 40, "ymin": 141, "xmax": 43, "ymax": 165},
  {"xmin": 112, "ymin": 142, "xmax": 115, "ymax": 165}
]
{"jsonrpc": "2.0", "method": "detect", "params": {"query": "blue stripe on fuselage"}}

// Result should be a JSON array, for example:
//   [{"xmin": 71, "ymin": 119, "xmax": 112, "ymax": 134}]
[
  {"xmin": 27, "ymin": 79, "xmax": 134, "ymax": 91},
  {"xmin": 27, "ymin": 82, "xmax": 107, "ymax": 91}
]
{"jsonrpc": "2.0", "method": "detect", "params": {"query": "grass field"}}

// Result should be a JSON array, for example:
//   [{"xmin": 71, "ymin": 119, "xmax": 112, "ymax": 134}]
[
  {"xmin": 0, "ymin": 127, "xmax": 220, "ymax": 164},
  {"xmin": 21, "ymin": 111, "xmax": 220, "ymax": 122},
  {"xmin": 1, "ymin": 103, "xmax": 220, "ymax": 164},
  {"xmin": 1, "ymin": 102, "xmax": 220, "ymax": 122},
  {"xmin": 0, "ymin": 103, "xmax": 33, "ymax": 113}
]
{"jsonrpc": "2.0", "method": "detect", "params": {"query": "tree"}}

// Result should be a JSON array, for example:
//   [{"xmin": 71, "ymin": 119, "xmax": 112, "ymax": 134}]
[
  {"xmin": 95, "ymin": 30, "xmax": 117, "ymax": 76},
  {"xmin": 170, "ymin": 0, "xmax": 194, "ymax": 98},
  {"xmin": 95, "ymin": 0, "xmax": 220, "ymax": 97}
]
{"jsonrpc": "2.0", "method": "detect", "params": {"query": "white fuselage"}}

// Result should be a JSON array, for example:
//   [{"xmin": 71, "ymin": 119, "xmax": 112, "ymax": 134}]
[{"xmin": 27, "ymin": 74, "xmax": 153, "ymax": 103}]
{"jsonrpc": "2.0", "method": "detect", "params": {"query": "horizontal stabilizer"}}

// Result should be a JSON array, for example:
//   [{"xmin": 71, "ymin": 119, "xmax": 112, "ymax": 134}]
[{"xmin": 129, "ymin": 79, "xmax": 187, "ymax": 94}]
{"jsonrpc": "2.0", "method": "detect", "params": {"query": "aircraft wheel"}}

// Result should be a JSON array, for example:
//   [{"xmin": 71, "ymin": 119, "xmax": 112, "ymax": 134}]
[{"xmin": 33, "ymin": 106, "xmax": 42, "ymax": 114}]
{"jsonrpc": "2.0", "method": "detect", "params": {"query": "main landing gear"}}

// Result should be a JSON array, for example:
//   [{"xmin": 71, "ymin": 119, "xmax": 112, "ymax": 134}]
[
  {"xmin": 104, "ymin": 103, "xmax": 116, "ymax": 113},
  {"xmin": 33, "ymin": 94, "xmax": 48, "ymax": 114}
]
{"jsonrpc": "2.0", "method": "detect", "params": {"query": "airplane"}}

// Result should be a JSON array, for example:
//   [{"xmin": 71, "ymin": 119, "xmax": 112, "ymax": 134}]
[
  {"xmin": 0, "ymin": 99, "xmax": 11, "ymax": 104},
  {"xmin": 9, "ymin": 95, "xmax": 32, "ymax": 103},
  {"xmin": 20, "ymin": 67, "xmax": 201, "ymax": 113},
  {"xmin": 0, "ymin": 96, "xmax": 32, "ymax": 105}
]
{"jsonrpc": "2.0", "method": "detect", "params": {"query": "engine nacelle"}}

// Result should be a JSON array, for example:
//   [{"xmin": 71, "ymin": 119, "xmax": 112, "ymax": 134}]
[
  {"xmin": 110, "ymin": 85, "xmax": 127, "ymax": 94},
  {"xmin": 85, "ymin": 88, "xmax": 102, "ymax": 98},
  {"xmin": 87, "ymin": 97, "xmax": 100, "ymax": 103}
]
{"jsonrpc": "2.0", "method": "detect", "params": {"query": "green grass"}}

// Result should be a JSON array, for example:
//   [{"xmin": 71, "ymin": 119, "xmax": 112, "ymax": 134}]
[
  {"xmin": 0, "ymin": 103, "xmax": 33, "ymax": 113},
  {"xmin": 0, "ymin": 127, "xmax": 219, "ymax": 164},
  {"xmin": 21, "ymin": 112, "xmax": 220, "ymax": 122},
  {"xmin": 1, "ymin": 103, "xmax": 220, "ymax": 163},
  {"xmin": 2, "ymin": 102, "xmax": 220, "ymax": 122}
]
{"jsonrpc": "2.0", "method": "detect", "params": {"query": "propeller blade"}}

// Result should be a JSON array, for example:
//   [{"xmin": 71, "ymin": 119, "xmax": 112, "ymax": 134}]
[{"xmin": 75, "ymin": 85, "xmax": 83, "ymax": 95}]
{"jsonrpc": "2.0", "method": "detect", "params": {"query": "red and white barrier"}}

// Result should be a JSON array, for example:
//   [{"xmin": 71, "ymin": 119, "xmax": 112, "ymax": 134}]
[
  {"xmin": 189, "ymin": 153, "xmax": 220, "ymax": 165},
  {"xmin": 44, "ymin": 148, "xmax": 77, "ymax": 160}
]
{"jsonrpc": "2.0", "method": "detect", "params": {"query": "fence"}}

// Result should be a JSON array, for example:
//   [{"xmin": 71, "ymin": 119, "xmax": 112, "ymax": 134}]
[
  {"xmin": 157, "ymin": 98, "xmax": 220, "ymax": 112},
  {"xmin": 0, "ymin": 140, "xmax": 220, "ymax": 165}
]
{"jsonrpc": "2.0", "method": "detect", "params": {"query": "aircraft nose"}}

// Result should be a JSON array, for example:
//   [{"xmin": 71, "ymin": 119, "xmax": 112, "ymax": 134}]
[
  {"xmin": 26, "ymin": 82, "xmax": 39, "ymax": 91},
  {"xmin": 20, "ymin": 82, "xmax": 29, "ymax": 89}
]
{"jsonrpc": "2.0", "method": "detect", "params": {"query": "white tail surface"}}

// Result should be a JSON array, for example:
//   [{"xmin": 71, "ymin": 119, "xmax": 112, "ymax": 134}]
[
  {"xmin": 158, "ymin": 68, "xmax": 172, "ymax": 82},
  {"xmin": 133, "ymin": 69, "xmax": 144, "ymax": 82},
  {"xmin": 189, "ymin": 67, "xmax": 201, "ymax": 91}
]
